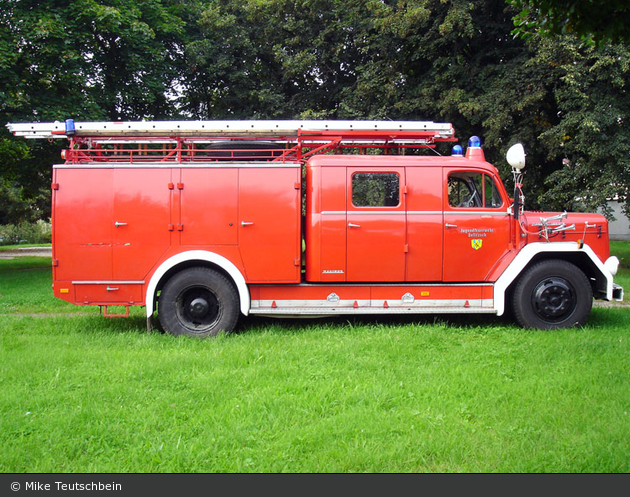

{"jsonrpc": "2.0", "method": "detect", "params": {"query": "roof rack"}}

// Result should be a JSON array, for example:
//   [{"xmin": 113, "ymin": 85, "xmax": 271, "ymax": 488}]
[{"xmin": 7, "ymin": 119, "xmax": 457, "ymax": 163}]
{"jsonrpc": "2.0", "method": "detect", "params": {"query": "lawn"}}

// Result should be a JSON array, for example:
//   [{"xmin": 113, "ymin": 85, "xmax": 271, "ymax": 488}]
[{"xmin": 0, "ymin": 245, "xmax": 629, "ymax": 472}]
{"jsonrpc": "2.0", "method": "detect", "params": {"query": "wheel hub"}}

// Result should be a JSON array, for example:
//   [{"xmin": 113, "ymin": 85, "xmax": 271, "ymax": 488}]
[
  {"xmin": 532, "ymin": 278, "xmax": 575, "ymax": 321},
  {"xmin": 189, "ymin": 297, "xmax": 210, "ymax": 318},
  {"xmin": 178, "ymin": 287, "xmax": 220, "ymax": 329}
]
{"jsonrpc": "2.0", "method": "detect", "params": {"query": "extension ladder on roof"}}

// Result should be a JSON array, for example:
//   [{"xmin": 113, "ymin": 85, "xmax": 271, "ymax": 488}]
[{"xmin": 7, "ymin": 119, "xmax": 457, "ymax": 163}]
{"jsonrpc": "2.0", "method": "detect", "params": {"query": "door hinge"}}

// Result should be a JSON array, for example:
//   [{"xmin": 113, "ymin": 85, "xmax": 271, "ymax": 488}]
[
  {"xmin": 168, "ymin": 224, "xmax": 174, "ymax": 231},
  {"xmin": 168, "ymin": 182, "xmax": 174, "ymax": 190},
  {"xmin": 294, "ymin": 258, "xmax": 301, "ymax": 266},
  {"xmin": 52, "ymin": 259, "xmax": 59, "ymax": 267},
  {"xmin": 404, "ymin": 244, "xmax": 409, "ymax": 253},
  {"xmin": 177, "ymin": 224, "xmax": 184, "ymax": 231},
  {"xmin": 51, "ymin": 183, "xmax": 59, "ymax": 190},
  {"xmin": 177, "ymin": 183, "xmax": 184, "ymax": 190}
]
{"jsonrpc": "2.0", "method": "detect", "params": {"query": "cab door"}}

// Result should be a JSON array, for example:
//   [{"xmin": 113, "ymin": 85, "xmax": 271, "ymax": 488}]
[
  {"xmin": 405, "ymin": 166, "xmax": 443, "ymax": 281},
  {"xmin": 346, "ymin": 168, "xmax": 406, "ymax": 282},
  {"xmin": 443, "ymin": 169, "xmax": 511, "ymax": 282}
]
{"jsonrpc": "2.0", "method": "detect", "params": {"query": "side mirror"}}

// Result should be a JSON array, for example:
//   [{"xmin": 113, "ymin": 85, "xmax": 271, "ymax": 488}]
[{"xmin": 507, "ymin": 143, "xmax": 526, "ymax": 170}]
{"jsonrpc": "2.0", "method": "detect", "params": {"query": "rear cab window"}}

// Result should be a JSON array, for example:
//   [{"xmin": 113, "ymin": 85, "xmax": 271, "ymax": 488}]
[{"xmin": 352, "ymin": 172, "xmax": 400, "ymax": 207}]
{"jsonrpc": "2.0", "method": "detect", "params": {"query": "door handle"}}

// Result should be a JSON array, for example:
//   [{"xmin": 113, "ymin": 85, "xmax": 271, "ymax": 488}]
[
  {"xmin": 445, "ymin": 223, "xmax": 458, "ymax": 228},
  {"xmin": 114, "ymin": 222, "xmax": 128, "ymax": 227},
  {"xmin": 241, "ymin": 221, "xmax": 254, "ymax": 227},
  {"xmin": 348, "ymin": 223, "xmax": 361, "ymax": 228}
]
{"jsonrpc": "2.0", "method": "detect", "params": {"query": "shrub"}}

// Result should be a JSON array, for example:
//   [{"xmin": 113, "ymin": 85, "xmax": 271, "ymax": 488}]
[{"xmin": 0, "ymin": 220, "xmax": 52, "ymax": 246}]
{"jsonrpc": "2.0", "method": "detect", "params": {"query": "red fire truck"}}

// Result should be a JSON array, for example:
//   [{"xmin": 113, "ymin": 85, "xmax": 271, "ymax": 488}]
[{"xmin": 7, "ymin": 119, "xmax": 624, "ymax": 337}]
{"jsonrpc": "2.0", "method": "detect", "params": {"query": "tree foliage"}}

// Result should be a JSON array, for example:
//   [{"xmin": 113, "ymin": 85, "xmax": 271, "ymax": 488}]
[
  {"xmin": 510, "ymin": 0, "xmax": 630, "ymax": 44},
  {"xmin": 536, "ymin": 39, "xmax": 630, "ymax": 218},
  {"xmin": 1, "ymin": 0, "xmax": 629, "ymax": 224},
  {"xmin": 0, "ymin": 0, "xmax": 187, "ymax": 221}
]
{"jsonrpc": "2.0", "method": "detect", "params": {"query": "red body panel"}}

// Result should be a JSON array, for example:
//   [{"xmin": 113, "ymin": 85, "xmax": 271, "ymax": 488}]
[
  {"xmin": 305, "ymin": 163, "xmax": 347, "ymax": 282},
  {"xmin": 405, "ymin": 166, "xmax": 443, "ymax": 281},
  {"xmin": 521, "ymin": 211, "xmax": 610, "ymax": 262},
  {"xmin": 51, "ymin": 152, "xmax": 614, "ymax": 313},
  {"xmin": 345, "ymin": 166, "xmax": 406, "ymax": 282},
  {"xmin": 180, "ymin": 168, "xmax": 238, "ymax": 245},
  {"xmin": 112, "ymin": 168, "xmax": 172, "ymax": 281},
  {"xmin": 442, "ymin": 165, "xmax": 512, "ymax": 282},
  {"xmin": 249, "ymin": 283, "xmax": 490, "ymax": 311},
  {"xmin": 53, "ymin": 168, "xmax": 114, "ymax": 282},
  {"xmin": 304, "ymin": 154, "xmax": 515, "ymax": 285},
  {"xmin": 237, "ymin": 167, "xmax": 301, "ymax": 283},
  {"xmin": 52, "ymin": 164, "xmax": 301, "ymax": 305}
]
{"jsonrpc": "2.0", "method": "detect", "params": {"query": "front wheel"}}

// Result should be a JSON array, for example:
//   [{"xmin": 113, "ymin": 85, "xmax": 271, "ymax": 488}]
[
  {"xmin": 158, "ymin": 267, "xmax": 240, "ymax": 337},
  {"xmin": 512, "ymin": 260, "xmax": 592, "ymax": 330}
]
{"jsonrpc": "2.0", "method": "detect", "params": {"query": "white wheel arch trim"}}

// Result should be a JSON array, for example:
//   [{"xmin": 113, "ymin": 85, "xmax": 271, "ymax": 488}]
[
  {"xmin": 145, "ymin": 250, "xmax": 250, "ymax": 318},
  {"xmin": 494, "ymin": 242, "xmax": 615, "ymax": 316}
]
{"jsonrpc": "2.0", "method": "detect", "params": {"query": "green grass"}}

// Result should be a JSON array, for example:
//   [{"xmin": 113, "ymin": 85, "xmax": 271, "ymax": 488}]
[
  {"xmin": 0, "ymin": 243, "xmax": 51, "ymax": 251},
  {"xmin": 1, "ymin": 250, "xmax": 629, "ymax": 473},
  {"xmin": 611, "ymin": 240, "xmax": 630, "ymax": 290},
  {"xmin": 0, "ymin": 257, "xmax": 108, "ymax": 316}
]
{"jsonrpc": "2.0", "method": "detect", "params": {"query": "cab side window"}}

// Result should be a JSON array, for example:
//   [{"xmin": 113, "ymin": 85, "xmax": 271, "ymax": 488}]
[
  {"xmin": 352, "ymin": 172, "xmax": 400, "ymax": 207},
  {"xmin": 448, "ymin": 172, "xmax": 503, "ymax": 209}
]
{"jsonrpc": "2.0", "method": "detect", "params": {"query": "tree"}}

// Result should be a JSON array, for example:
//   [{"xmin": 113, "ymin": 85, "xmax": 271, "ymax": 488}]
[
  {"xmin": 0, "ymin": 0, "xmax": 188, "ymax": 223},
  {"xmin": 180, "ymin": 0, "xmax": 378, "ymax": 119},
  {"xmin": 1, "ymin": 0, "xmax": 186, "ymax": 122},
  {"xmin": 510, "ymin": 0, "xmax": 630, "ymax": 44},
  {"xmin": 535, "ymin": 38, "xmax": 630, "ymax": 218},
  {"xmin": 180, "ymin": 0, "xmax": 287, "ymax": 118},
  {"xmin": 1, "ymin": 0, "xmax": 629, "ymax": 225}
]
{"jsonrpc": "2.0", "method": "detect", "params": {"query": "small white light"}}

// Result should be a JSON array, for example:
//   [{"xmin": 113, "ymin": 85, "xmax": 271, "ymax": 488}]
[{"xmin": 605, "ymin": 256, "xmax": 619, "ymax": 276}]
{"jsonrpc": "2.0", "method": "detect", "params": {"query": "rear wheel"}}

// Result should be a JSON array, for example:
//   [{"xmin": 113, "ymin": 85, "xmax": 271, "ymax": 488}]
[
  {"xmin": 512, "ymin": 260, "xmax": 592, "ymax": 330},
  {"xmin": 158, "ymin": 267, "xmax": 239, "ymax": 337}
]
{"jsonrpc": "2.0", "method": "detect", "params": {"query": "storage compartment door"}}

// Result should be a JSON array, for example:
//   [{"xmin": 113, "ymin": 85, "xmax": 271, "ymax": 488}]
[
  {"xmin": 238, "ymin": 166, "xmax": 301, "ymax": 283},
  {"xmin": 112, "ymin": 168, "xmax": 172, "ymax": 281},
  {"xmin": 180, "ymin": 168, "xmax": 238, "ymax": 246},
  {"xmin": 53, "ymin": 167, "xmax": 113, "ymax": 282}
]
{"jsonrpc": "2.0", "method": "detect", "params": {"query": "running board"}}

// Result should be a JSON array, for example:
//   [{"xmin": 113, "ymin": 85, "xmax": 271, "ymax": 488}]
[{"xmin": 249, "ymin": 306, "xmax": 497, "ymax": 317}]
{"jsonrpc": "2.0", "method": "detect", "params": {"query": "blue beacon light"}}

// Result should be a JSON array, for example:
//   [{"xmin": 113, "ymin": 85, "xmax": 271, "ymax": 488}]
[
  {"xmin": 65, "ymin": 119, "xmax": 76, "ymax": 136},
  {"xmin": 451, "ymin": 145, "xmax": 464, "ymax": 156},
  {"xmin": 465, "ymin": 135, "xmax": 485, "ymax": 160}
]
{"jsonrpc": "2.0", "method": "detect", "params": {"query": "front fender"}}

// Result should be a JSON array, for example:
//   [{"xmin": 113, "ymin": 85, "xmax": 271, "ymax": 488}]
[{"xmin": 493, "ymin": 242, "xmax": 616, "ymax": 316}]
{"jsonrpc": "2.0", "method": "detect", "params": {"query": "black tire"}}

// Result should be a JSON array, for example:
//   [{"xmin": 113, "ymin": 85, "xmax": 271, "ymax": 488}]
[
  {"xmin": 512, "ymin": 259, "xmax": 592, "ymax": 330},
  {"xmin": 158, "ymin": 267, "xmax": 240, "ymax": 337}
]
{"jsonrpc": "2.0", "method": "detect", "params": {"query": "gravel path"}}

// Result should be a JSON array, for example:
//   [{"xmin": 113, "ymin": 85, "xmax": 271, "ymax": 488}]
[{"xmin": 0, "ymin": 247, "xmax": 52, "ymax": 259}]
